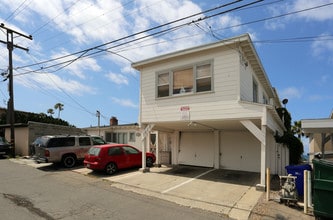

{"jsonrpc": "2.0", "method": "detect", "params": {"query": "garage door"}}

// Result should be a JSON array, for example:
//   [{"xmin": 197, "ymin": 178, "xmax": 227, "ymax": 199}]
[
  {"xmin": 178, "ymin": 132, "xmax": 214, "ymax": 167},
  {"xmin": 220, "ymin": 131, "xmax": 260, "ymax": 172}
]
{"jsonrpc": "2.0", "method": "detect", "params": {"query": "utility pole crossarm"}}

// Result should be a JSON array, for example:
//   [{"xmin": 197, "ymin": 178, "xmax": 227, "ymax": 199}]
[{"xmin": 1, "ymin": 23, "xmax": 32, "ymax": 40}]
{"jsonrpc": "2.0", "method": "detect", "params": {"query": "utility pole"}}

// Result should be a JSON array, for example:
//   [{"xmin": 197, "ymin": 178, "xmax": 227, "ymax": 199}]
[
  {"xmin": 0, "ymin": 23, "xmax": 32, "ymax": 156},
  {"xmin": 96, "ymin": 110, "xmax": 100, "ymax": 136}
]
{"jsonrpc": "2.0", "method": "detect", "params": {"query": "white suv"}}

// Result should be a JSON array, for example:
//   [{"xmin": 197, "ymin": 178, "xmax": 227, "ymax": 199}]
[{"xmin": 33, "ymin": 135, "xmax": 106, "ymax": 168}]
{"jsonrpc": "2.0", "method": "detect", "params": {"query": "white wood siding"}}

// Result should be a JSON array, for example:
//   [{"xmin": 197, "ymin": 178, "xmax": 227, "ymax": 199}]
[
  {"xmin": 240, "ymin": 62, "xmax": 253, "ymax": 102},
  {"xmin": 140, "ymin": 49, "xmax": 247, "ymax": 123},
  {"xmin": 240, "ymin": 62, "xmax": 269, "ymax": 105},
  {"xmin": 220, "ymin": 131, "xmax": 260, "ymax": 172},
  {"xmin": 266, "ymin": 110, "xmax": 283, "ymax": 134}
]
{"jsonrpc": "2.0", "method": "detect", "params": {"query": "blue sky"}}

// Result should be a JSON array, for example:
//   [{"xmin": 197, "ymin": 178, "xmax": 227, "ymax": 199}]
[{"xmin": 0, "ymin": 0, "xmax": 332, "ymax": 137}]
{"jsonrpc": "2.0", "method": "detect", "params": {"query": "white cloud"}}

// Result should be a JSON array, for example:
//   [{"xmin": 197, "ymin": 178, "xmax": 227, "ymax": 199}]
[
  {"xmin": 264, "ymin": 3, "xmax": 289, "ymax": 30},
  {"xmin": 218, "ymin": 14, "xmax": 242, "ymax": 33},
  {"xmin": 320, "ymin": 74, "xmax": 330, "ymax": 83},
  {"xmin": 265, "ymin": 0, "xmax": 333, "ymax": 30},
  {"xmin": 105, "ymin": 72, "xmax": 128, "ymax": 85},
  {"xmin": 1, "ymin": 0, "xmax": 211, "ymax": 97},
  {"xmin": 135, "ymin": 0, "xmax": 202, "ymax": 27},
  {"xmin": 292, "ymin": 0, "xmax": 333, "ymax": 21},
  {"xmin": 308, "ymin": 94, "xmax": 333, "ymax": 102},
  {"xmin": 50, "ymin": 50, "xmax": 101, "ymax": 79},
  {"xmin": 111, "ymin": 97, "xmax": 137, "ymax": 108},
  {"xmin": 280, "ymin": 87, "xmax": 302, "ymax": 99},
  {"xmin": 15, "ymin": 72, "xmax": 96, "ymax": 96},
  {"xmin": 311, "ymin": 34, "xmax": 333, "ymax": 60}
]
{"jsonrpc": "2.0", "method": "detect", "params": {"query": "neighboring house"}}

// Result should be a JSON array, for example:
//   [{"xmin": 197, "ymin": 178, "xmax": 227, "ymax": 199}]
[
  {"xmin": 132, "ymin": 34, "xmax": 288, "ymax": 188},
  {"xmin": 302, "ymin": 111, "xmax": 333, "ymax": 161},
  {"xmin": 0, "ymin": 121, "xmax": 84, "ymax": 156},
  {"xmin": 83, "ymin": 117, "xmax": 174, "ymax": 164},
  {"xmin": 83, "ymin": 117, "xmax": 142, "ymax": 149}
]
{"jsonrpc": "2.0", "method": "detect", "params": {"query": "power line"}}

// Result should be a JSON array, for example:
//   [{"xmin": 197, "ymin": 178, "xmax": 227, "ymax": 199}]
[
  {"xmin": 0, "ymin": 23, "xmax": 32, "ymax": 156},
  {"xmin": 12, "ymin": 0, "xmax": 333, "ymax": 78},
  {"xmin": 27, "ymin": 0, "xmax": 134, "ymax": 49},
  {"xmin": 7, "ymin": 0, "xmax": 333, "ymax": 75},
  {"xmin": 15, "ymin": 0, "xmax": 245, "ymax": 70},
  {"xmin": 6, "ymin": 0, "xmax": 333, "ymax": 127},
  {"xmin": 30, "ymin": 0, "xmax": 81, "ymax": 35},
  {"xmin": 3, "ymin": 0, "xmax": 31, "ymax": 22},
  {"xmin": 212, "ymin": 1, "xmax": 333, "ymax": 33},
  {"xmin": 15, "ymin": 0, "xmax": 259, "ymax": 75},
  {"xmin": 8, "ymin": 1, "xmax": 256, "ymax": 125}
]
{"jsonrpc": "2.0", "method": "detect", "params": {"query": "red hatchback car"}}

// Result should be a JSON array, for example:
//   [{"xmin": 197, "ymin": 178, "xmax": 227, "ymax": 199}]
[{"xmin": 84, "ymin": 144, "xmax": 156, "ymax": 175}]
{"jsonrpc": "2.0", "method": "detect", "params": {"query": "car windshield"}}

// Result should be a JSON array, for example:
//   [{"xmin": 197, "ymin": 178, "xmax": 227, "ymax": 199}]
[
  {"xmin": 92, "ymin": 137, "xmax": 106, "ymax": 145},
  {"xmin": 0, "ymin": 137, "xmax": 9, "ymax": 145},
  {"xmin": 88, "ymin": 147, "xmax": 101, "ymax": 156},
  {"xmin": 33, "ymin": 136, "xmax": 51, "ymax": 148}
]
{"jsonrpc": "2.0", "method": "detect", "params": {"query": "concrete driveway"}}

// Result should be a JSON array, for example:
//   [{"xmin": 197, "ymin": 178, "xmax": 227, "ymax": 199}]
[
  {"xmin": 75, "ymin": 165, "xmax": 263, "ymax": 219},
  {"xmin": 11, "ymin": 158, "xmax": 263, "ymax": 220}
]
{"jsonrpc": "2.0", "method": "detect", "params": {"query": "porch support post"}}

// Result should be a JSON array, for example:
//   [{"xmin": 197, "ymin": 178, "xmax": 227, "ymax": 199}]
[
  {"xmin": 155, "ymin": 131, "xmax": 160, "ymax": 166},
  {"xmin": 213, "ymin": 130, "xmax": 220, "ymax": 169},
  {"xmin": 259, "ymin": 125, "xmax": 267, "ymax": 187},
  {"xmin": 321, "ymin": 133, "xmax": 332, "ymax": 159},
  {"xmin": 172, "ymin": 131, "xmax": 180, "ymax": 165},
  {"xmin": 141, "ymin": 124, "xmax": 154, "ymax": 172},
  {"xmin": 240, "ymin": 108, "xmax": 267, "ymax": 190}
]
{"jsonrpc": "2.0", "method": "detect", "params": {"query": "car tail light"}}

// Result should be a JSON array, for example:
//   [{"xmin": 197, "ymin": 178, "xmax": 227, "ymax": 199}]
[
  {"xmin": 87, "ymin": 156, "xmax": 100, "ymax": 162},
  {"xmin": 45, "ymin": 150, "xmax": 50, "ymax": 157}
]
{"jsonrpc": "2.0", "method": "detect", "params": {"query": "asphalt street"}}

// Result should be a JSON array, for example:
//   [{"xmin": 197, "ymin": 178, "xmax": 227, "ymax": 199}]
[{"xmin": 0, "ymin": 158, "xmax": 228, "ymax": 220}]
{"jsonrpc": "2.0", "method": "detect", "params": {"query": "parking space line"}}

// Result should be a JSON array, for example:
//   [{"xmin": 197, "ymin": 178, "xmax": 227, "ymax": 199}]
[
  {"xmin": 104, "ymin": 172, "xmax": 141, "ymax": 181},
  {"xmin": 161, "ymin": 169, "xmax": 215, "ymax": 194}
]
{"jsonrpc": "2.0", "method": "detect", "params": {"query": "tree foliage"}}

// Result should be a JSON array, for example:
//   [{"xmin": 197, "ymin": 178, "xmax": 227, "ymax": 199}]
[
  {"xmin": 275, "ymin": 107, "xmax": 304, "ymax": 165},
  {"xmin": 54, "ymin": 103, "xmax": 64, "ymax": 118},
  {"xmin": 47, "ymin": 108, "xmax": 55, "ymax": 116},
  {"xmin": 0, "ymin": 110, "xmax": 75, "ymax": 127}
]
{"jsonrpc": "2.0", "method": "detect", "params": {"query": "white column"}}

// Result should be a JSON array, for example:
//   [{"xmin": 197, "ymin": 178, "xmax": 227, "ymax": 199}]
[
  {"xmin": 141, "ymin": 134, "xmax": 147, "ymax": 171},
  {"xmin": 155, "ymin": 131, "xmax": 160, "ymax": 166},
  {"xmin": 214, "ymin": 130, "xmax": 220, "ymax": 169},
  {"xmin": 172, "ymin": 131, "xmax": 180, "ymax": 165},
  {"xmin": 260, "ymin": 125, "xmax": 267, "ymax": 186},
  {"xmin": 141, "ymin": 124, "xmax": 154, "ymax": 172}
]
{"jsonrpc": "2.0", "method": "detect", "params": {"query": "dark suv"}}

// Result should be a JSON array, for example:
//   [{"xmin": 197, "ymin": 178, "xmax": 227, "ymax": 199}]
[
  {"xmin": 32, "ymin": 135, "xmax": 106, "ymax": 168},
  {"xmin": 0, "ymin": 137, "xmax": 11, "ymax": 158}
]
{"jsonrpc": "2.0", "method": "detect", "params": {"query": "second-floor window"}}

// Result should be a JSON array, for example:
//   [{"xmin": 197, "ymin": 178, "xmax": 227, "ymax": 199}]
[
  {"xmin": 173, "ymin": 68, "xmax": 193, "ymax": 94},
  {"xmin": 157, "ymin": 72, "xmax": 169, "ymax": 97},
  {"xmin": 157, "ymin": 61, "xmax": 212, "ymax": 98},
  {"xmin": 196, "ymin": 64, "xmax": 212, "ymax": 92},
  {"xmin": 263, "ymin": 94, "xmax": 268, "ymax": 104}
]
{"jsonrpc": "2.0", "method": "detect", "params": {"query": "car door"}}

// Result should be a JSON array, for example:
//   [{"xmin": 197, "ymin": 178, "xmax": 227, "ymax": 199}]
[
  {"xmin": 107, "ymin": 146, "xmax": 128, "ymax": 169},
  {"xmin": 78, "ymin": 137, "xmax": 92, "ymax": 159},
  {"xmin": 122, "ymin": 146, "xmax": 141, "ymax": 167}
]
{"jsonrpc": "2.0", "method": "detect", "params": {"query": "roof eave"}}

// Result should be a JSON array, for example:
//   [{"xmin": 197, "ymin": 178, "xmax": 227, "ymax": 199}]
[{"xmin": 131, "ymin": 34, "xmax": 250, "ymax": 70}]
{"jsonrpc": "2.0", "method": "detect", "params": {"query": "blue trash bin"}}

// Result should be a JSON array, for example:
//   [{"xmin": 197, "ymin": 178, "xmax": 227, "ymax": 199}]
[{"xmin": 285, "ymin": 164, "xmax": 312, "ymax": 196}]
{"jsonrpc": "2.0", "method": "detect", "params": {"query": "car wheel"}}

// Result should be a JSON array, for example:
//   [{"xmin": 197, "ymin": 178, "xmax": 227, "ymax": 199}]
[
  {"xmin": 105, "ymin": 162, "xmax": 117, "ymax": 175},
  {"xmin": 62, "ymin": 154, "xmax": 76, "ymax": 168},
  {"xmin": 146, "ymin": 157, "xmax": 154, "ymax": 167}
]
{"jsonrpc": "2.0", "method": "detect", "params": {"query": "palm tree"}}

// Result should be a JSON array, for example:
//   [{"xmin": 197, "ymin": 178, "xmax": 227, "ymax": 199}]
[
  {"xmin": 54, "ymin": 103, "xmax": 64, "ymax": 119},
  {"xmin": 47, "ymin": 108, "xmax": 55, "ymax": 117},
  {"xmin": 291, "ymin": 120, "xmax": 303, "ymax": 139}
]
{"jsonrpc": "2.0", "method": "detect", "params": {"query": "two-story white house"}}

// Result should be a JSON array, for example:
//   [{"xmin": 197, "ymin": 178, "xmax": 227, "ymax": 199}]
[{"xmin": 132, "ymin": 34, "xmax": 288, "ymax": 188}]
